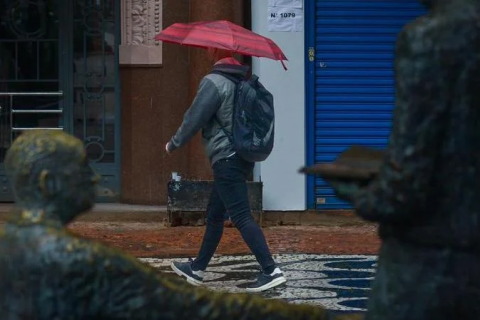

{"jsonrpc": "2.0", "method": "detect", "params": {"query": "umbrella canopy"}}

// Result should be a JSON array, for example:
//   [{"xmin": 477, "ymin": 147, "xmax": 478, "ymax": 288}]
[{"xmin": 155, "ymin": 20, "xmax": 288, "ymax": 70}]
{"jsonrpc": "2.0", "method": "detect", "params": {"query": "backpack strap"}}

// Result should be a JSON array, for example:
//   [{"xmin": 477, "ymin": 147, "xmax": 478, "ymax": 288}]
[{"xmin": 208, "ymin": 70, "xmax": 240, "ymax": 144}]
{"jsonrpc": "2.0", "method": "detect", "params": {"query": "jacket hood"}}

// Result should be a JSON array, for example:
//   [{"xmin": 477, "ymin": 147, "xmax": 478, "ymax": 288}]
[{"xmin": 212, "ymin": 63, "xmax": 250, "ymax": 79}]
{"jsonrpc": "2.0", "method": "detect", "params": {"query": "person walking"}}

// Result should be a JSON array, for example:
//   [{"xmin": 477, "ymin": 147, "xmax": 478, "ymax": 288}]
[{"xmin": 165, "ymin": 48, "xmax": 286, "ymax": 292}]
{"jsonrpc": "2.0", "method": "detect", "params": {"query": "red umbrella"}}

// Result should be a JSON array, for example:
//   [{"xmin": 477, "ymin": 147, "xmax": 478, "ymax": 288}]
[{"xmin": 154, "ymin": 20, "xmax": 288, "ymax": 70}]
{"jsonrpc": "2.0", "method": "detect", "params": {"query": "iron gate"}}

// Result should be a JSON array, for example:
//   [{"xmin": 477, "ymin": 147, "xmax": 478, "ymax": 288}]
[{"xmin": 0, "ymin": 0, "xmax": 121, "ymax": 201}]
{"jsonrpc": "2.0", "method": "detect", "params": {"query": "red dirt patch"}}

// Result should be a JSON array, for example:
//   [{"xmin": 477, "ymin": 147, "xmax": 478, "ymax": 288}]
[{"xmin": 70, "ymin": 224, "xmax": 381, "ymax": 258}]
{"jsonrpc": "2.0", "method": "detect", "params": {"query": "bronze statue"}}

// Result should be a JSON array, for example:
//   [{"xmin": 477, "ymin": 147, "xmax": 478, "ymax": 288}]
[
  {"xmin": 0, "ymin": 130, "xmax": 360, "ymax": 319},
  {"xmin": 313, "ymin": 0, "xmax": 480, "ymax": 319}
]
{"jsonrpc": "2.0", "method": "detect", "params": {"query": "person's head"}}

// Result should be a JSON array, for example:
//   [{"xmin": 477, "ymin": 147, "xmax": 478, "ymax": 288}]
[
  {"xmin": 5, "ymin": 130, "xmax": 100, "ymax": 225},
  {"xmin": 207, "ymin": 47, "xmax": 233, "ymax": 63}
]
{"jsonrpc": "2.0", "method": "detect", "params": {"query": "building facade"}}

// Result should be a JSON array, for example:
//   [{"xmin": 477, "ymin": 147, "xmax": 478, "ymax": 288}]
[
  {"xmin": 0, "ymin": 0, "xmax": 246, "ymax": 204},
  {"xmin": 252, "ymin": 0, "xmax": 426, "ymax": 211},
  {"xmin": 0, "ymin": 0, "xmax": 427, "ymax": 211}
]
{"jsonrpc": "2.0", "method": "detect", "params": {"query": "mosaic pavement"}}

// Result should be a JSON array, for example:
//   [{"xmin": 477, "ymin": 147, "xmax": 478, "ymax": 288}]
[{"xmin": 141, "ymin": 254, "xmax": 378, "ymax": 313}]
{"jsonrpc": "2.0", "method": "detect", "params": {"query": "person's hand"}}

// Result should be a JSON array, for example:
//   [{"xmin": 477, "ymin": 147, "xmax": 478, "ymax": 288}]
[
  {"xmin": 327, "ymin": 179, "xmax": 363, "ymax": 203},
  {"xmin": 165, "ymin": 142, "xmax": 171, "ymax": 155}
]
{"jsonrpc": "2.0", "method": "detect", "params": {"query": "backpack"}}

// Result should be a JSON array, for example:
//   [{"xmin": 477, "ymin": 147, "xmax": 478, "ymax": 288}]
[{"xmin": 210, "ymin": 70, "xmax": 275, "ymax": 163}]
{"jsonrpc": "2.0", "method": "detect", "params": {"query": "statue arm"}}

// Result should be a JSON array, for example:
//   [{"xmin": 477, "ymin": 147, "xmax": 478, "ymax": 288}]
[
  {"xmin": 353, "ymin": 27, "xmax": 448, "ymax": 223},
  {"xmin": 95, "ymin": 253, "xmax": 331, "ymax": 320}
]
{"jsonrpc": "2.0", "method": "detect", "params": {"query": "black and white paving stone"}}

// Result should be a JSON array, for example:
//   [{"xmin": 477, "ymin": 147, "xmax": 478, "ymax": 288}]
[{"xmin": 141, "ymin": 254, "xmax": 377, "ymax": 313}]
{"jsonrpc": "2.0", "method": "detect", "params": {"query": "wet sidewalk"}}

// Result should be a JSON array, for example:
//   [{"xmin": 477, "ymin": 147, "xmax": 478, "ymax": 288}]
[
  {"xmin": 70, "ymin": 218, "xmax": 380, "ymax": 315},
  {"xmin": 0, "ymin": 203, "xmax": 380, "ymax": 315},
  {"xmin": 145, "ymin": 254, "xmax": 376, "ymax": 313}
]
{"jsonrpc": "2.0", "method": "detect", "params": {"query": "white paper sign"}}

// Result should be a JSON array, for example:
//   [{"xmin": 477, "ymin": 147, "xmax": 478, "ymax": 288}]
[
  {"xmin": 268, "ymin": 0, "xmax": 303, "ymax": 8},
  {"xmin": 268, "ymin": 7, "xmax": 303, "ymax": 32}
]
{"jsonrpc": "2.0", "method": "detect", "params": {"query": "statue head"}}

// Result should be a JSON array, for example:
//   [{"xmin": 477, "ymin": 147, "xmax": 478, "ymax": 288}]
[{"xmin": 5, "ymin": 130, "xmax": 99, "ymax": 225}]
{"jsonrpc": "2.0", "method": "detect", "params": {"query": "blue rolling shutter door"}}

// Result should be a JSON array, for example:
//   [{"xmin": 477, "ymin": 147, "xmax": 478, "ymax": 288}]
[{"xmin": 314, "ymin": 1, "xmax": 426, "ymax": 209}]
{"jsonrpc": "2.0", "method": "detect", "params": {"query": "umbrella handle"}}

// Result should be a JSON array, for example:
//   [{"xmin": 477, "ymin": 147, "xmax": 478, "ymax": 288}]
[{"xmin": 280, "ymin": 59, "xmax": 288, "ymax": 71}]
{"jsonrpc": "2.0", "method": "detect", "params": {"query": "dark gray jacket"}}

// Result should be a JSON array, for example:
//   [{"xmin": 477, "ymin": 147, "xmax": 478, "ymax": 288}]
[{"xmin": 168, "ymin": 63, "xmax": 249, "ymax": 165}]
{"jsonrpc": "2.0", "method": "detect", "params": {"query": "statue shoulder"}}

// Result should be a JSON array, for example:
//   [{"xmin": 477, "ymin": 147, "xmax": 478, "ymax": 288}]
[
  {"xmin": 397, "ymin": 16, "xmax": 438, "ymax": 53},
  {"xmin": 398, "ymin": 10, "xmax": 479, "ymax": 55},
  {"xmin": 66, "ymin": 235, "xmax": 159, "ymax": 277},
  {"xmin": 395, "ymin": 15, "xmax": 472, "ymax": 65}
]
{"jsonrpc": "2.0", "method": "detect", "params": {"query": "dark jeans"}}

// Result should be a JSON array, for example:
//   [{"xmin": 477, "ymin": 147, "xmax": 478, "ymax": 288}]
[{"xmin": 192, "ymin": 155, "xmax": 276, "ymax": 273}]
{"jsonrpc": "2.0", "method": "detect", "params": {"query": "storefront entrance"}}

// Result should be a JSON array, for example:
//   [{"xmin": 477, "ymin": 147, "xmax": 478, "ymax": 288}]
[
  {"xmin": 0, "ymin": 0, "xmax": 120, "ymax": 201},
  {"xmin": 306, "ymin": 0, "xmax": 426, "ymax": 209}
]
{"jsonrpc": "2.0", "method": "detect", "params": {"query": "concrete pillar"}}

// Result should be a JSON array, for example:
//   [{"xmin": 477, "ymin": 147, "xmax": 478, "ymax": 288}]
[{"xmin": 120, "ymin": 0, "xmax": 191, "ymax": 204}]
